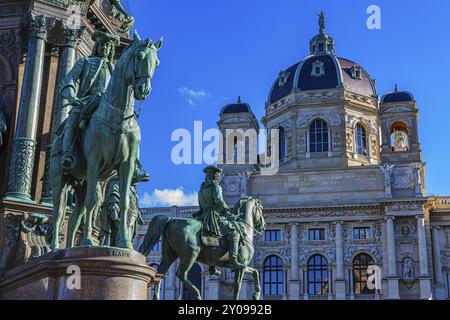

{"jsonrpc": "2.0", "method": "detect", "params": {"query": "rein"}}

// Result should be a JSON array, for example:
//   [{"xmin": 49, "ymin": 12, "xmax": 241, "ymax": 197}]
[
  {"xmin": 93, "ymin": 97, "xmax": 140, "ymax": 134},
  {"xmin": 235, "ymin": 201, "xmax": 264, "ymax": 236}
]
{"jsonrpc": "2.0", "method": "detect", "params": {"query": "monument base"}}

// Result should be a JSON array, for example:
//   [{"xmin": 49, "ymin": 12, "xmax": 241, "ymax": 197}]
[{"xmin": 0, "ymin": 246, "xmax": 158, "ymax": 300}]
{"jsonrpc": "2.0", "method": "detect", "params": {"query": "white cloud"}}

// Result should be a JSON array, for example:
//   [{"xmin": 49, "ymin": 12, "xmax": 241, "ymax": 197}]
[
  {"xmin": 178, "ymin": 86, "xmax": 210, "ymax": 105},
  {"xmin": 140, "ymin": 187, "xmax": 199, "ymax": 208}
]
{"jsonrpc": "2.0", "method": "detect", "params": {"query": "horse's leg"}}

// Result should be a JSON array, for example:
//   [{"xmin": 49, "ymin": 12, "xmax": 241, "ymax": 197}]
[
  {"xmin": 244, "ymin": 266, "xmax": 261, "ymax": 300},
  {"xmin": 153, "ymin": 236, "xmax": 177, "ymax": 300},
  {"xmin": 67, "ymin": 185, "xmax": 86, "ymax": 248},
  {"xmin": 233, "ymin": 268, "xmax": 245, "ymax": 300},
  {"xmin": 176, "ymin": 250, "xmax": 202, "ymax": 300},
  {"xmin": 50, "ymin": 177, "xmax": 67, "ymax": 250},
  {"xmin": 80, "ymin": 163, "xmax": 99, "ymax": 246},
  {"xmin": 117, "ymin": 160, "xmax": 135, "ymax": 250}
]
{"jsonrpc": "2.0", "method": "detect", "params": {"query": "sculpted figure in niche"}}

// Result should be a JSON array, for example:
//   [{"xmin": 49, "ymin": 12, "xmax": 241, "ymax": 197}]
[
  {"xmin": 402, "ymin": 257, "xmax": 415, "ymax": 281},
  {"xmin": 393, "ymin": 130, "xmax": 408, "ymax": 152}
]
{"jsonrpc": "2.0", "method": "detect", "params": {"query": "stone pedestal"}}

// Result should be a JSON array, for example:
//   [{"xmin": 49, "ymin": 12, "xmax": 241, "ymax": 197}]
[
  {"xmin": 387, "ymin": 277, "xmax": 400, "ymax": 299},
  {"xmin": 288, "ymin": 280, "xmax": 300, "ymax": 300},
  {"xmin": 0, "ymin": 246, "xmax": 158, "ymax": 300},
  {"xmin": 207, "ymin": 275, "xmax": 221, "ymax": 300},
  {"xmin": 434, "ymin": 284, "xmax": 447, "ymax": 300},
  {"xmin": 419, "ymin": 277, "xmax": 432, "ymax": 300},
  {"xmin": 335, "ymin": 280, "xmax": 346, "ymax": 300}
]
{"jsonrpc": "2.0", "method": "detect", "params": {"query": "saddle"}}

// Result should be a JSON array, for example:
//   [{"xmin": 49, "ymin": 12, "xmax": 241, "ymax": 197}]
[{"xmin": 200, "ymin": 231, "xmax": 227, "ymax": 248}]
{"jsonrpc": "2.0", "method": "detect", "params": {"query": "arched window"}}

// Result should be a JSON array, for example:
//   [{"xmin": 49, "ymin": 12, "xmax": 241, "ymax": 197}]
[
  {"xmin": 355, "ymin": 124, "xmax": 368, "ymax": 156},
  {"xmin": 278, "ymin": 127, "xmax": 286, "ymax": 160},
  {"xmin": 183, "ymin": 263, "xmax": 202, "ymax": 300},
  {"xmin": 307, "ymin": 255, "xmax": 329, "ymax": 295},
  {"xmin": 263, "ymin": 256, "xmax": 284, "ymax": 295},
  {"xmin": 353, "ymin": 253, "xmax": 375, "ymax": 295},
  {"xmin": 309, "ymin": 119, "xmax": 329, "ymax": 153},
  {"xmin": 233, "ymin": 136, "xmax": 238, "ymax": 163}
]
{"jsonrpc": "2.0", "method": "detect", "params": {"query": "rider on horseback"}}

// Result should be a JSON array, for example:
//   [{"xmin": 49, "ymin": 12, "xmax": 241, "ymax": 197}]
[
  {"xmin": 194, "ymin": 166, "xmax": 246, "ymax": 273},
  {"xmin": 60, "ymin": 30, "xmax": 148, "ymax": 181}
]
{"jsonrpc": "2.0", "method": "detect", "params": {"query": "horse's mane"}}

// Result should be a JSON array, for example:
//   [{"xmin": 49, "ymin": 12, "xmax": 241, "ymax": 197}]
[{"xmin": 115, "ymin": 40, "xmax": 142, "ymax": 69}]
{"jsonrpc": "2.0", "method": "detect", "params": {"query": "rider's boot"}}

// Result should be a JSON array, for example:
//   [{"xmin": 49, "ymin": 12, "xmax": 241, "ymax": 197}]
[
  {"xmin": 227, "ymin": 233, "xmax": 246, "ymax": 270},
  {"xmin": 134, "ymin": 160, "xmax": 150, "ymax": 183},
  {"xmin": 61, "ymin": 114, "xmax": 78, "ymax": 169}
]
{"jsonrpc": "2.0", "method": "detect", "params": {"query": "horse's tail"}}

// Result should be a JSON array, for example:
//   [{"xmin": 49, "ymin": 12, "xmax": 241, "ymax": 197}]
[{"xmin": 138, "ymin": 215, "xmax": 171, "ymax": 256}]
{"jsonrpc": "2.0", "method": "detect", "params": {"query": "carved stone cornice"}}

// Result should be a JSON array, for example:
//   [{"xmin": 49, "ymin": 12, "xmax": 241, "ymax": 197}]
[
  {"xmin": 42, "ymin": 0, "xmax": 93, "ymax": 14},
  {"xmin": 28, "ymin": 14, "xmax": 56, "ymax": 40}
]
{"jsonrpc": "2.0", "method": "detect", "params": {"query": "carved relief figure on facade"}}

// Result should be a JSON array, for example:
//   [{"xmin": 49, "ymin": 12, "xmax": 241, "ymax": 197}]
[
  {"xmin": 402, "ymin": 257, "xmax": 415, "ymax": 281},
  {"xmin": 380, "ymin": 163, "xmax": 394, "ymax": 195}
]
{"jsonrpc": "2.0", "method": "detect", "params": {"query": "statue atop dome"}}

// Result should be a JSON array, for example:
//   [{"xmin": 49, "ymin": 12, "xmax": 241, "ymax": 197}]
[{"xmin": 318, "ymin": 11, "xmax": 325, "ymax": 33}]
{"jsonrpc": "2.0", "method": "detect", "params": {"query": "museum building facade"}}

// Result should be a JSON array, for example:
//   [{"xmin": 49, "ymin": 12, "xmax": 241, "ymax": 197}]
[{"xmin": 136, "ymin": 18, "xmax": 450, "ymax": 300}]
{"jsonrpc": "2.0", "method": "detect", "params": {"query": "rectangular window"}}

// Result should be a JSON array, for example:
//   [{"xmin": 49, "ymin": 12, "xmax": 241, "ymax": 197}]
[
  {"xmin": 309, "ymin": 228, "xmax": 326, "ymax": 241},
  {"xmin": 264, "ymin": 230, "xmax": 282, "ymax": 242},
  {"xmin": 353, "ymin": 227, "xmax": 372, "ymax": 240}
]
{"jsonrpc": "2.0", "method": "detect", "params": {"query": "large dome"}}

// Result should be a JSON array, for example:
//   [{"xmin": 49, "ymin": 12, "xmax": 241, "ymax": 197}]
[
  {"xmin": 268, "ymin": 14, "xmax": 377, "ymax": 105},
  {"xmin": 269, "ymin": 55, "xmax": 377, "ymax": 105}
]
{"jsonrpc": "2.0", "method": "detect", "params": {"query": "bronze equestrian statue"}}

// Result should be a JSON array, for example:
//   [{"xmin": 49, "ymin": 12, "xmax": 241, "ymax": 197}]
[
  {"xmin": 139, "ymin": 166, "xmax": 266, "ymax": 300},
  {"xmin": 50, "ymin": 30, "xmax": 162, "ymax": 250}
]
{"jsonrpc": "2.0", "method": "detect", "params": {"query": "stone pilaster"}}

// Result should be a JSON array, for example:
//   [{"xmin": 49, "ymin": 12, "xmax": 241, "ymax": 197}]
[
  {"xmin": 386, "ymin": 217, "xmax": 400, "ymax": 299},
  {"xmin": 290, "ymin": 111, "xmax": 298, "ymax": 160},
  {"xmin": 416, "ymin": 215, "xmax": 432, "ymax": 299},
  {"xmin": 335, "ymin": 221, "xmax": 346, "ymax": 300},
  {"xmin": 289, "ymin": 223, "xmax": 300, "ymax": 300},
  {"xmin": 431, "ymin": 227, "xmax": 447, "ymax": 299},
  {"xmin": 6, "ymin": 14, "xmax": 55, "ymax": 200}
]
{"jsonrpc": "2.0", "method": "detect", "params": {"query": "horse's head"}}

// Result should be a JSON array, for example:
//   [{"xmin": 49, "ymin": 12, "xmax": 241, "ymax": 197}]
[
  {"xmin": 128, "ymin": 30, "xmax": 163, "ymax": 101},
  {"xmin": 240, "ymin": 196, "xmax": 265, "ymax": 235}
]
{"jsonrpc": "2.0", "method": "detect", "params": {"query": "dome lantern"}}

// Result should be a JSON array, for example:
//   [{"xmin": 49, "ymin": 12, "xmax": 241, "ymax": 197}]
[{"xmin": 309, "ymin": 11, "xmax": 335, "ymax": 56}]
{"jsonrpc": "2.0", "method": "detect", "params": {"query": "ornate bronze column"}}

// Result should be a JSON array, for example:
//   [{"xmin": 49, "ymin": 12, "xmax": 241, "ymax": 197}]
[
  {"xmin": 6, "ymin": 14, "xmax": 55, "ymax": 201},
  {"xmin": 51, "ymin": 24, "xmax": 85, "ymax": 139},
  {"xmin": 41, "ymin": 25, "xmax": 84, "ymax": 203}
]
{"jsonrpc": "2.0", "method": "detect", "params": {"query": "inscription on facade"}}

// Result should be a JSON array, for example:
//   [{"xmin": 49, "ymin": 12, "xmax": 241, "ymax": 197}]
[{"xmin": 253, "ymin": 173, "xmax": 379, "ymax": 193}]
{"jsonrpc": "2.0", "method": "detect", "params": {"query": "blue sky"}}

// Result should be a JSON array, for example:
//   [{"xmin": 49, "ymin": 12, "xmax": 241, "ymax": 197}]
[{"xmin": 122, "ymin": 0, "xmax": 450, "ymax": 206}]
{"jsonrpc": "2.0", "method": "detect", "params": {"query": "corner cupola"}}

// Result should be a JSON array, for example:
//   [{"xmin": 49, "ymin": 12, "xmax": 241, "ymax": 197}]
[{"xmin": 309, "ymin": 11, "xmax": 335, "ymax": 55}]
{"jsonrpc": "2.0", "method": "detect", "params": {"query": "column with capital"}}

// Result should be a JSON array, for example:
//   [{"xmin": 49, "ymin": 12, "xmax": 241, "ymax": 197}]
[
  {"xmin": 335, "ymin": 221, "xmax": 346, "ymax": 300},
  {"xmin": 40, "ymin": 25, "xmax": 85, "ymax": 203},
  {"xmin": 386, "ymin": 217, "xmax": 400, "ymax": 299},
  {"xmin": 51, "ymin": 24, "xmax": 85, "ymax": 139},
  {"xmin": 416, "ymin": 215, "xmax": 432, "ymax": 299},
  {"xmin": 289, "ymin": 223, "xmax": 300, "ymax": 300},
  {"xmin": 6, "ymin": 14, "xmax": 55, "ymax": 201}
]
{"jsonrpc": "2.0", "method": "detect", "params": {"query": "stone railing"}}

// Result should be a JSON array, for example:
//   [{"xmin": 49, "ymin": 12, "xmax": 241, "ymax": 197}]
[
  {"xmin": 141, "ymin": 206, "xmax": 199, "ymax": 218},
  {"xmin": 263, "ymin": 294, "xmax": 285, "ymax": 301},
  {"xmin": 354, "ymin": 294, "xmax": 380, "ymax": 300},
  {"xmin": 307, "ymin": 295, "xmax": 329, "ymax": 301},
  {"xmin": 434, "ymin": 197, "xmax": 450, "ymax": 209}
]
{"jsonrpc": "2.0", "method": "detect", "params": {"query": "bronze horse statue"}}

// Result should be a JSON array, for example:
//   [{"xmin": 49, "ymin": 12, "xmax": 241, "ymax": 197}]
[
  {"xmin": 139, "ymin": 196, "xmax": 266, "ymax": 300},
  {"xmin": 49, "ymin": 32, "xmax": 162, "ymax": 250}
]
